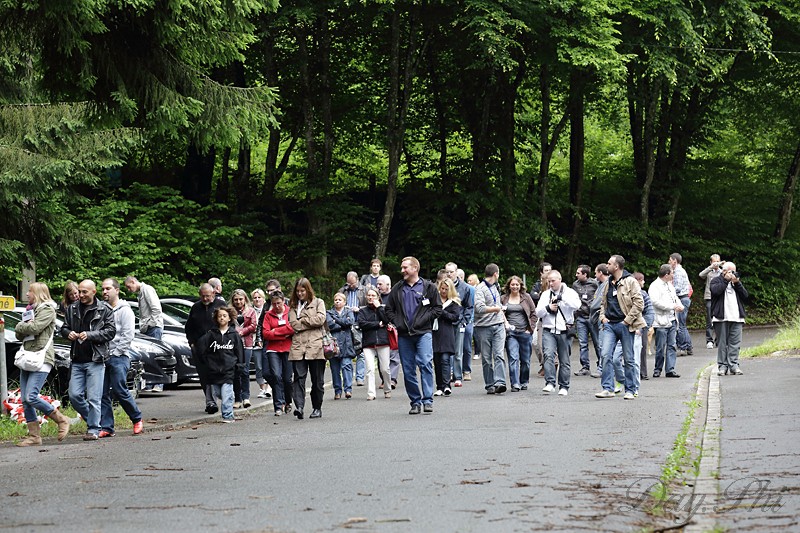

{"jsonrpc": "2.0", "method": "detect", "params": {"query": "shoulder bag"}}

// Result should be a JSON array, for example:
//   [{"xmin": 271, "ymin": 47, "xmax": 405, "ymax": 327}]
[{"xmin": 14, "ymin": 336, "xmax": 53, "ymax": 372}]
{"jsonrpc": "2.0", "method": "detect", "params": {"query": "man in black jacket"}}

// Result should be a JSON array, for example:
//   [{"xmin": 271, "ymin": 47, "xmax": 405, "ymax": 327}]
[
  {"xmin": 385, "ymin": 256, "xmax": 442, "ymax": 415},
  {"xmin": 710, "ymin": 262, "xmax": 748, "ymax": 376},
  {"xmin": 186, "ymin": 283, "xmax": 226, "ymax": 413},
  {"xmin": 61, "ymin": 279, "xmax": 116, "ymax": 441}
]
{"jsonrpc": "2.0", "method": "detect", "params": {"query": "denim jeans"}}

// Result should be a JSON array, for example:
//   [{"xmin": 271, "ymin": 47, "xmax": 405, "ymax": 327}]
[
  {"xmin": 541, "ymin": 330, "xmax": 571, "ymax": 390},
  {"xmin": 576, "ymin": 315, "xmax": 601, "ymax": 370},
  {"xmin": 434, "ymin": 352, "xmax": 453, "ymax": 391},
  {"xmin": 715, "ymin": 321, "xmax": 743, "ymax": 370},
  {"xmin": 101, "ymin": 356, "xmax": 142, "ymax": 432},
  {"xmin": 69, "ymin": 361, "xmax": 106, "ymax": 434},
  {"xmin": 142, "ymin": 326, "xmax": 163, "ymax": 340},
  {"xmin": 20, "ymin": 369, "xmax": 54, "ymax": 422},
  {"xmin": 252, "ymin": 347, "xmax": 266, "ymax": 386},
  {"xmin": 654, "ymin": 322, "xmax": 678, "ymax": 374},
  {"xmin": 235, "ymin": 347, "xmax": 252, "ymax": 401},
  {"xmin": 211, "ymin": 383, "xmax": 235, "ymax": 420},
  {"xmin": 474, "ymin": 323, "xmax": 507, "ymax": 390},
  {"xmin": 505, "ymin": 329, "xmax": 532, "ymax": 387},
  {"xmin": 264, "ymin": 351, "xmax": 293, "ymax": 411},
  {"xmin": 676, "ymin": 296, "xmax": 693, "ymax": 351},
  {"xmin": 462, "ymin": 322, "xmax": 474, "ymax": 373},
  {"xmin": 329, "ymin": 356, "xmax": 353, "ymax": 395},
  {"xmin": 397, "ymin": 333, "xmax": 434, "ymax": 407},
  {"xmin": 355, "ymin": 352, "xmax": 365, "ymax": 383},
  {"xmin": 600, "ymin": 321, "xmax": 637, "ymax": 393},
  {"xmin": 452, "ymin": 326, "xmax": 465, "ymax": 381}
]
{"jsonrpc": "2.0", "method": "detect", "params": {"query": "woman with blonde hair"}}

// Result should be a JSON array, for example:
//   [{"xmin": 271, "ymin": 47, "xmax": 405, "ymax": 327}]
[
  {"xmin": 432, "ymin": 278, "xmax": 461, "ymax": 396},
  {"xmin": 288, "ymin": 278, "xmax": 327, "ymax": 419},
  {"xmin": 231, "ymin": 289, "xmax": 257, "ymax": 408},
  {"xmin": 250, "ymin": 288, "xmax": 271, "ymax": 399},
  {"xmin": 15, "ymin": 282, "xmax": 71, "ymax": 445}
]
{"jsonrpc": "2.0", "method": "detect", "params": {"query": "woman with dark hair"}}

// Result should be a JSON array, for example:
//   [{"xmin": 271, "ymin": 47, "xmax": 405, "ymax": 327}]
[
  {"xmin": 231, "ymin": 289, "xmax": 257, "ymax": 408},
  {"xmin": 262, "ymin": 290, "xmax": 294, "ymax": 416},
  {"xmin": 15, "ymin": 282, "xmax": 72, "ymax": 446},
  {"xmin": 501, "ymin": 275, "xmax": 537, "ymax": 391},
  {"xmin": 59, "ymin": 281, "xmax": 79, "ymax": 316},
  {"xmin": 326, "ymin": 292, "xmax": 355, "ymax": 400},
  {"xmin": 194, "ymin": 307, "xmax": 244, "ymax": 423},
  {"xmin": 288, "ymin": 278, "xmax": 327, "ymax": 419}
]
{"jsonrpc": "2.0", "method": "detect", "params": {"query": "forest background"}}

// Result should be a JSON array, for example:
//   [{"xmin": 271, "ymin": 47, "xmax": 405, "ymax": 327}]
[{"xmin": 1, "ymin": 0, "xmax": 799, "ymax": 326}]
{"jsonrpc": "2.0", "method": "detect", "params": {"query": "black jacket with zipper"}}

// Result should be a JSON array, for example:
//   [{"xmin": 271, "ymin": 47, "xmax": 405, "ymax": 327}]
[{"xmin": 384, "ymin": 278, "xmax": 443, "ymax": 337}]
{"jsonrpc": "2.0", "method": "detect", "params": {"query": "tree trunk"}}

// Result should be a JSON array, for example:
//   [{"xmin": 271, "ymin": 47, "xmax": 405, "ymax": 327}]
[
  {"xmin": 565, "ymin": 70, "xmax": 586, "ymax": 274},
  {"xmin": 216, "ymin": 146, "xmax": 232, "ymax": 204},
  {"xmin": 181, "ymin": 144, "xmax": 216, "ymax": 205},
  {"xmin": 234, "ymin": 141, "xmax": 250, "ymax": 210},
  {"xmin": 774, "ymin": 138, "xmax": 800, "ymax": 239}
]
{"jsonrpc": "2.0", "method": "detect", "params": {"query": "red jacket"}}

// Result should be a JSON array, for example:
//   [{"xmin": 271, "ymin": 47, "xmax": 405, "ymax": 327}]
[{"xmin": 262, "ymin": 307, "xmax": 294, "ymax": 352}]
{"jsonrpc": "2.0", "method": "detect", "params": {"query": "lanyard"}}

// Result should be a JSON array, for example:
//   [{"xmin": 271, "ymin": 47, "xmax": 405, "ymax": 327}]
[{"xmin": 483, "ymin": 280, "xmax": 497, "ymax": 304}]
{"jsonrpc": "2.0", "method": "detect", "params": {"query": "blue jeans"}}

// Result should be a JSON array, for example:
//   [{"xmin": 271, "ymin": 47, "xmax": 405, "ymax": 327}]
[
  {"xmin": 600, "ymin": 322, "xmax": 637, "ymax": 393},
  {"xmin": 541, "ymin": 330, "xmax": 571, "ymax": 390},
  {"xmin": 69, "ymin": 361, "xmax": 106, "ymax": 435},
  {"xmin": 462, "ymin": 322, "xmax": 474, "ymax": 373},
  {"xmin": 355, "ymin": 353, "xmax": 365, "ymax": 382},
  {"xmin": 330, "ymin": 356, "xmax": 353, "ymax": 395},
  {"xmin": 474, "ymin": 323, "xmax": 507, "ymax": 390},
  {"xmin": 252, "ymin": 347, "xmax": 265, "ymax": 386},
  {"xmin": 101, "ymin": 356, "xmax": 142, "ymax": 432},
  {"xmin": 264, "ymin": 351, "xmax": 293, "ymax": 410},
  {"xmin": 452, "ymin": 326, "xmax": 465, "ymax": 381},
  {"xmin": 676, "ymin": 296, "xmax": 693, "ymax": 351},
  {"xmin": 654, "ymin": 322, "xmax": 678, "ymax": 374},
  {"xmin": 235, "ymin": 347, "xmax": 252, "ymax": 401},
  {"xmin": 211, "ymin": 383, "xmax": 235, "ymax": 420},
  {"xmin": 576, "ymin": 315, "xmax": 601, "ymax": 370},
  {"xmin": 19, "ymin": 369, "xmax": 54, "ymax": 423},
  {"xmin": 142, "ymin": 326, "xmax": 163, "ymax": 340},
  {"xmin": 397, "ymin": 333, "xmax": 434, "ymax": 407},
  {"xmin": 505, "ymin": 330, "xmax": 532, "ymax": 387}
]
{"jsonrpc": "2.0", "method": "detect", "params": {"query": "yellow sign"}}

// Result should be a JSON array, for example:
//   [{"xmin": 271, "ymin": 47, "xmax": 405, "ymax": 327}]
[{"xmin": 0, "ymin": 295, "xmax": 16, "ymax": 311}]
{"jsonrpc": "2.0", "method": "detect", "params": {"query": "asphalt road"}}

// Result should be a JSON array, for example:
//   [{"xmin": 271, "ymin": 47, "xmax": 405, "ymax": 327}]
[{"xmin": 0, "ymin": 327, "xmax": 782, "ymax": 532}]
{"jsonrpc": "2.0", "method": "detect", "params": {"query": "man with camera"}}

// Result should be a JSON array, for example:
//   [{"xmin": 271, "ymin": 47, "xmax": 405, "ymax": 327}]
[
  {"xmin": 535, "ymin": 270, "xmax": 581, "ymax": 396},
  {"xmin": 699, "ymin": 254, "xmax": 723, "ymax": 349},
  {"xmin": 710, "ymin": 262, "xmax": 748, "ymax": 376}
]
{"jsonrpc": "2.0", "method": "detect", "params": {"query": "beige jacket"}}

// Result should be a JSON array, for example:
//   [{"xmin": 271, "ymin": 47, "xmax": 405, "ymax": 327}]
[
  {"xmin": 288, "ymin": 297, "xmax": 327, "ymax": 361},
  {"xmin": 599, "ymin": 272, "xmax": 645, "ymax": 332}
]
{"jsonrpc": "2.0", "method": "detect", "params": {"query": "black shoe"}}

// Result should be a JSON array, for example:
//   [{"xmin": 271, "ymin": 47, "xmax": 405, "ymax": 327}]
[
  {"xmin": 641, "ymin": 375, "xmax": 650, "ymax": 380},
  {"xmin": 653, "ymin": 371, "xmax": 661, "ymax": 378},
  {"xmin": 409, "ymin": 404, "xmax": 421, "ymax": 415},
  {"xmin": 293, "ymin": 408, "xmax": 304, "ymax": 419},
  {"xmin": 205, "ymin": 404, "xmax": 218, "ymax": 414},
  {"xmin": 495, "ymin": 384, "xmax": 507, "ymax": 394},
  {"xmin": 486, "ymin": 386, "xmax": 496, "ymax": 395},
  {"xmin": 685, "ymin": 350, "xmax": 693, "ymax": 356},
  {"xmin": 310, "ymin": 409, "xmax": 322, "ymax": 419},
  {"xmin": 423, "ymin": 404, "xmax": 433, "ymax": 414},
  {"xmin": 520, "ymin": 384, "xmax": 528, "ymax": 390},
  {"xmin": 665, "ymin": 372, "xmax": 681, "ymax": 378},
  {"xmin": 574, "ymin": 368, "xmax": 590, "ymax": 376}
]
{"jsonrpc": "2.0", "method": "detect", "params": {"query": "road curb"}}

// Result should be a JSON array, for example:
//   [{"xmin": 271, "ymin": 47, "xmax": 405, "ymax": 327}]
[{"xmin": 684, "ymin": 366, "xmax": 722, "ymax": 532}]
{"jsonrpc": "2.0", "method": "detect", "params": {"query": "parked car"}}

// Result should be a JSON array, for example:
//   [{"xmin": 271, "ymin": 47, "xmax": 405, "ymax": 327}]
[
  {"xmin": 127, "ymin": 301, "xmax": 198, "ymax": 386},
  {"xmin": 159, "ymin": 297, "xmax": 196, "ymax": 325}
]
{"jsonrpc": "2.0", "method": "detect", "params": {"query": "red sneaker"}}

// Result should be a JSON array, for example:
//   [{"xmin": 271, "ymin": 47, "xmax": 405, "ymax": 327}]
[
  {"xmin": 98, "ymin": 430, "xmax": 115, "ymax": 438},
  {"xmin": 132, "ymin": 421, "xmax": 143, "ymax": 435}
]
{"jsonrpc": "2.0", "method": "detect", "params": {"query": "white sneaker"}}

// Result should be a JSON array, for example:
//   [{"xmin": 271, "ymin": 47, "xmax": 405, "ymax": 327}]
[
  {"xmin": 614, "ymin": 382, "xmax": 623, "ymax": 394},
  {"xmin": 558, "ymin": 388, "xmax": 568, "ymax": 396},
  {"xmin": 542, "ymin": 383, "xmax": 555, "ymax": 393},
  {"xmin": 257, "ymin": 389, "xmax": 268, "ymax": 399},
  {"xmin": 434, "ymin": 390, "xmax": 443, "ymax": 396},
  {"xmin": 706, "ymin": 341, "xmax": 714, "ymax": 349},
  {"xmin": 623, "ymin": 392, "xmax": 635, "ymax": 400},
  {"xmin": 731, "ymin": 366, "xmax": 743, "ymax": 375},
  {"xmin": 265, "ymin": 385, "xmax": 273, "ymax": 398},
  {"xmin": 152, "ymin": 384, "xmax": 164, "ymax": 392}
]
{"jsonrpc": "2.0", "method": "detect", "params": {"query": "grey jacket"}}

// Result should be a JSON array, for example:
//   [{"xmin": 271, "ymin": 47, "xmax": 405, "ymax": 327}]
[
  {"xmin": 137, "ymin": 282, "xmax": 164, "ymax": 331},
  {"xmin": 109, "ymin": 299, "xmax": 136, "ymax": 357},
  {"xmin": 474, "ymin": 280, "xmax": 504, "ymax": 327}
]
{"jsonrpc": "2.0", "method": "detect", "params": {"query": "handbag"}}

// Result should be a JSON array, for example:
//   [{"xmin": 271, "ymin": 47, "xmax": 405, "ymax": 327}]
[
  {"xmin": 387, "ymin": 324, "xmax": 399, "ymax": 351},
  {"xmin": 558, "ymin": 308, "xmax": 577, "ymax": 340},
  {"xmin": 14, "ymin": 336, "xmax": 53, "ymax": 372},
  {"xmin": 322, "ymin": 322, "xmax": 340, "ymax": 360}
]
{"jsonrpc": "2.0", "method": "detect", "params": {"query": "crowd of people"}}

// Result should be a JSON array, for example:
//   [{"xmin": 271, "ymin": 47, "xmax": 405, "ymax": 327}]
[{"xmin": 12, "ymin": 252, "xmax": 749, "ymax": 445}]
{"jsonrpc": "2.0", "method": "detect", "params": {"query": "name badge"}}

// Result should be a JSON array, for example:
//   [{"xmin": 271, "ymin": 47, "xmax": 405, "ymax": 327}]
[
  {"xmin": 22, "ymin": 309, "xmax": 34, "ymax": 322},
  {"xmin": 612, "ymin": 290, "xmax": 617, "ymax": 297},
  {"xmin": 278, "ymin": 319, "xmax": 286, "ymax": 326},
  {"xmin": 582, "ymin": 294, "xmax": 588, "ymax": 300},
  {"xmin": 459, "ymin": 326, "xmax": 466, "ymax": 333},
  {"xmin": 421, "ymin": 298, "xmax": 430, "ymax": 306}
]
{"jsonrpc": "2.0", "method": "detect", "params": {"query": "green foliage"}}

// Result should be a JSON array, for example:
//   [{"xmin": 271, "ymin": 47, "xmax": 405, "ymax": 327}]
[{"xmin": 742, "ymin": 316, "xmax": 800, "ymax": 357}]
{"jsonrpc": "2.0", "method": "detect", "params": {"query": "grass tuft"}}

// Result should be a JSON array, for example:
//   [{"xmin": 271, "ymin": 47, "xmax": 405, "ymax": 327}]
[{"xmin": 741, "ymin": 317, "xmax": 800, "ymax": 358}]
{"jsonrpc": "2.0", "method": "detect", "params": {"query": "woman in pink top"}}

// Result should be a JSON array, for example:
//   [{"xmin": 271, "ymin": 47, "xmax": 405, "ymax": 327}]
[{"xmin": 231, "ymin": 289, "xmax": 257, "ymax": 408}]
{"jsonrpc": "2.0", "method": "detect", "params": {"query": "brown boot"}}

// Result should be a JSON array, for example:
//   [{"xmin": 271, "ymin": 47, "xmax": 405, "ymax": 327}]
[
  {"xmin": 48, "ymin": 409, "xmax": 71, "ymax": 441},
  {"xmin": 16, "ymin": 421, "xmax": 42, "ymax": 447}
]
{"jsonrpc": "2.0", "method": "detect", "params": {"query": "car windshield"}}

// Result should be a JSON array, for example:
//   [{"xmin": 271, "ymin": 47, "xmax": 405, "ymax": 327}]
[{"xmin": 160, "ymin": 303, "xmax": 190, "ymax": 324}]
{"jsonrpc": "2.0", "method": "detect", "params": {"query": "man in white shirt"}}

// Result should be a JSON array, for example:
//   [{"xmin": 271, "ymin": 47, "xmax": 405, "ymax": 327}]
[
  {"xmin": 710, "ymin": 262, "xmax": 748, "ymax": 375},
  {"xmin": 535, "ymin": 270, "xmax": 581, "ymax": 396}
]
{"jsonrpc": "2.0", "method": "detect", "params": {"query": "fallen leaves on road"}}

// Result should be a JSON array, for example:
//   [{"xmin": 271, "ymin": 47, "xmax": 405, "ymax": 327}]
[{"xmin": 460, "ymin": 479, "xmax": 491, "ymax": 485}]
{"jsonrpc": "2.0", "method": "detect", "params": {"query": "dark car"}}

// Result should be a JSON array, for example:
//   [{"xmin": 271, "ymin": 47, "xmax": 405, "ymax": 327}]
[
  {"xmin": 127, "ymin": 301, "xmax": 198, "ymax": 386},
  {"xmin": 3, "ymin": 310, "xmax": 143, "ymax": 403}
]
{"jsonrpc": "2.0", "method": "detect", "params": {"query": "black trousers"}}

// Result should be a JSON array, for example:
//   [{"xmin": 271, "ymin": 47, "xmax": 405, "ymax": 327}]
[{"xmin": 292, "ymin": 359, "xmax": 325, "ymax": 411}]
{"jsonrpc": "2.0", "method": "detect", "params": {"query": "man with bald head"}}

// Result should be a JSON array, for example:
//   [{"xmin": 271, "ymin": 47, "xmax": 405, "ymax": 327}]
[
  {"xmin": 186, "ymin": 282, "xmax": 227, "ymax": 413},
  {"xmin": 60, "ymin": 279, "xmax": 116, "ymax": 440}
]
